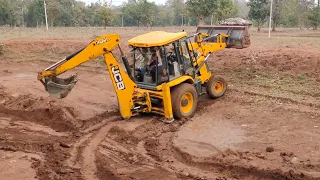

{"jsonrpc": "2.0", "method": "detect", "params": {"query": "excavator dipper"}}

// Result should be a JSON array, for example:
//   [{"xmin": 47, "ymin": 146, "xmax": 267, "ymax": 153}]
[{"xmin": 37, "ymin": 31, "xmax": 233, "ymax": 122}]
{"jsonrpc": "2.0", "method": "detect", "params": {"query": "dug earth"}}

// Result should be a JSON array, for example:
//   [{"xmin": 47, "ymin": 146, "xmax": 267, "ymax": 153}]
[{"xmin": 0, "ymin": 28, "xmax": 319, "ymax": 180}]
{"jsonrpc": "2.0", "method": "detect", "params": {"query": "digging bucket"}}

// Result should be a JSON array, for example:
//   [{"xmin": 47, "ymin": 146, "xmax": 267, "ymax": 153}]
[
  {"xmin": 43, "ymin": 74, "xmax": 78, "ymax": 99},
  {"xmin": 196, "ymin": 25, "xmax": 251, "ymax": 49}
]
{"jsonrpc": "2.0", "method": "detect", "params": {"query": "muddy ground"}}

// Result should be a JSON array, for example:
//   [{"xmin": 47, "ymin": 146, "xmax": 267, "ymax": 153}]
[{"xmin": 0, "ymin": 27, "xmax": 319, "ymax": 180}]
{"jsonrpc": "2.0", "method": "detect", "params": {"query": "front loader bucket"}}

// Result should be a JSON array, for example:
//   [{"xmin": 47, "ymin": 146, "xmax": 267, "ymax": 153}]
[
  {"xmin": 44, "ymin": 74, "xmax": 78, "ymax": 99},
  {"xmin": 196, "ymin": 25, "xmax": 251, "ymax": 49}
]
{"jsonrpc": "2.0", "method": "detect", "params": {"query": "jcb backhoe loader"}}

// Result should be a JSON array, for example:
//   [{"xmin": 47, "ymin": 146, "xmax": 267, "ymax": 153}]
[{"xmin": 37, "ymin": 31, "xmax": 232, "ymax": 122}]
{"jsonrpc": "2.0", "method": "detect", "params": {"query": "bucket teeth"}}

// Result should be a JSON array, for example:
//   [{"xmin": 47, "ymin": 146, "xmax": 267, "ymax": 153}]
[{"xmin": 44, "ymin": 74, "xmax": 78, "ymax": 99}]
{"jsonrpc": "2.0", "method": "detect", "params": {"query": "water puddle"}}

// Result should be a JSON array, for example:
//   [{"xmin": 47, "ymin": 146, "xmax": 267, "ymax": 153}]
[{"xmin": 174, "ymin": 116, "xmax": 247, "ymax": 157}]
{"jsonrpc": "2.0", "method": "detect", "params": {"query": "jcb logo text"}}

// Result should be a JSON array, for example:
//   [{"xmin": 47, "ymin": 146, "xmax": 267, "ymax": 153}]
[{"xmin": 111, "ymin": 66, "xmax": 125, "ymax": 90}]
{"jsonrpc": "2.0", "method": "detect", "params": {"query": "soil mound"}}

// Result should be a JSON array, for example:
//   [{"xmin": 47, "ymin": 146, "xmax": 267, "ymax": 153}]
[
  {"xmin": 213, "ymin": 48, "xmax": 320, "ymax": 79},
  {"xmin": 0, "ymin": 87, "xmax": 78, "ymax": 132}
]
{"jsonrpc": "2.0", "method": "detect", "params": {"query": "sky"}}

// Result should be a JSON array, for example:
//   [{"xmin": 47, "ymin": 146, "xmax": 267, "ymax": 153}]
[{"xmin": 79, "ymin": 0, "xmax": 167, "ymax": 6}]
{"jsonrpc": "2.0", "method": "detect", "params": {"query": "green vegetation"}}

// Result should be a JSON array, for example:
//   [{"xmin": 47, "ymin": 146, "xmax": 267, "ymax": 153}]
[
  {"xmin": 0, "ymin": 43, "xmax": 5, "ymax": 55},
  {"xmin": 0, "ymin": 0, "xmax": 318, "ymax": 28},
  {"xmin": 247, "ymin": 0, "xmax": 320, "ymax": 31},
  {"xmin": 247, "ymin": 0, "xmax": 269, "ymax": 31}
]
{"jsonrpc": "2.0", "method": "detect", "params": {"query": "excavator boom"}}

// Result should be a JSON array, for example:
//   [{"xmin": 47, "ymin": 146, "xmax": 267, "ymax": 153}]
[
  {"xmin": 38, "ymin": 34, "xmax": 120, "ymax": 80},
  {"xmin": 38, "ymin": 34, "xmax": 122, "ymax": 98},
  {"xmin": 38, "ymin": 34, "xmax": 138, "ymax": 119}
]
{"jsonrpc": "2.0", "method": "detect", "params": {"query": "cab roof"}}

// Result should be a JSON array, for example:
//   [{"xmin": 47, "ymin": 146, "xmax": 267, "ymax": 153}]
[{"xmin": 128, "ymin": 31, "xmax": 187, "ymax": 47}]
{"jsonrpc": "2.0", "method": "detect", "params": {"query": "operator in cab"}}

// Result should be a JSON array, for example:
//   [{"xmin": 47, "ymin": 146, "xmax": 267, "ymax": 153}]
[
  {"xmin": 134, "ymin": 48, "xmax": 149, "ymax": 81},
  {"xmin": 147, "ymin": 47, "xmax": 165, "ymax": 83},
  {"xmin": 134, "ymin": 46, "xmax": 168, "ymax": 83}
]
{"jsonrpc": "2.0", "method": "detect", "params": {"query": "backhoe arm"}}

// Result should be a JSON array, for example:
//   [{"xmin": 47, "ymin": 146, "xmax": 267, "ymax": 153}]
[
  {"xmin": 38, "ymin": 34, "xmax": 120, "ymax": 81},
  {"xmin": 37, "ymin": 34, "xmax": 138, "ymax": 119}
]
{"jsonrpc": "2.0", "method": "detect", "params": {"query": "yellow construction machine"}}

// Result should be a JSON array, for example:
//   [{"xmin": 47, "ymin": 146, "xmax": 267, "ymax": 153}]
[{"xmin": 37, "ymin": 31, "xmax": 231, "ymax": 122}]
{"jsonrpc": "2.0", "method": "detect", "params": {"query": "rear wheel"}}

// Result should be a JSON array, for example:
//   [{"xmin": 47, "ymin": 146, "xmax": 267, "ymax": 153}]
[
  {"xmin": 171, "ymin": 83, "xmax": 198, "ymax": 120},
  {"xmin": 206, "ymin": 76, "xmax": 227, "ymax": 98}
]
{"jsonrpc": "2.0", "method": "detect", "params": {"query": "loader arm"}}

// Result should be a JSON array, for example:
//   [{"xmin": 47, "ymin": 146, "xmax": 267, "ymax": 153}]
[
  {"xmin": 188, "ymin": 33, "xmax": 228, "ymax": 83},
  {"xmin": 37, "ymin": 34, "xmax": 137, "ymax": 119},
  {"xmin": 190, "ymin": 33, "xmax": 228, "ymax": 58}
]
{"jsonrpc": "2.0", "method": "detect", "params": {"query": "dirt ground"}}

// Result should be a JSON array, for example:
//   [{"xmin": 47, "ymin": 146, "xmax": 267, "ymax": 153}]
[{"xmin": 0, "ymin": 27, "xmax": 319, "ymax": 180}]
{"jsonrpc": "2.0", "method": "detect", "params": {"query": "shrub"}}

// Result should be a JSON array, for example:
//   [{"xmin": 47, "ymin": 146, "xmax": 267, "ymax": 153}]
[{"xmin": 0, "ymin": 43, "xmax": 6, "ymax": 55}]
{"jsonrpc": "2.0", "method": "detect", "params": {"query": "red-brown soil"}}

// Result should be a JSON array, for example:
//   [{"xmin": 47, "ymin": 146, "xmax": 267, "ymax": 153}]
[{"xmin": 0, "ymin": 29, "xmax": 319, "ymax": 180}]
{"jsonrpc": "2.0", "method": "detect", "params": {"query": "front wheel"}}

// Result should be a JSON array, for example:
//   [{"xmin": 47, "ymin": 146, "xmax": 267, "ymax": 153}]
[
  {"xmin": 206, "ymin": 76, "xmax": 227, "ymax": 98},
  {"xmin": 171, "ymin": 83, "xmax": 198, "ymax": 120}
]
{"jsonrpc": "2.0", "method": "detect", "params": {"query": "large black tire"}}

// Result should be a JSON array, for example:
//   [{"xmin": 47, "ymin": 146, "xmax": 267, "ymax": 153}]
[
  {"xmin": 206, "ymin": 76, "xmax": 227, "ymax": 99},
  {"xmin": 171, "ymin": 83, "xmax": 198, "ymax": 120}
]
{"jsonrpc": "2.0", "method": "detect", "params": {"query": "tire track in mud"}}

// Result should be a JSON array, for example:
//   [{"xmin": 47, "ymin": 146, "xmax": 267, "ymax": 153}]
[
  {"xmin": 0, "ymin": 88, "xmax": 123, "ymax": 179},
  {"xmin": 98, "ymin": 118, "xmax": 231, "ymax": 179},
  {"xmin": 66, "ymin": 116, "xmax": 120, "ymax": 180},
  {"xmin": 1, "ymin": 75, "xmax": 319, "ymax": 179},
  {"xmin": 138, "ymin": 134, "xmax": 222, "ymax": 179},
  {"xmin": 167, "ymin": 92, "xmax": 319, "ymax": 180},
  {"xmin": 95, "ymin": 93, "xmax": 320, "ymax": 180},
  {"xmin": 90, "ymin": 119, "xmax": 186, "ymax": 179},
  {"xmin": 137, "ymin": 123, "xmax": 312, "ymax": 180},
  {"xmin": 82, "ymin": 123, "xmax": 116, "ymax": 180}
]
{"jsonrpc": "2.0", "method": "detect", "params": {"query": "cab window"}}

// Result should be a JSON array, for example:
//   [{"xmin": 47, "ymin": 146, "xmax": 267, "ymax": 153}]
[
  {"xmin": 132, "ymin": 46, "xmax": 169, "ymax": 86},
  {"xmin": 179, "ymin": 41, "xmax": 193, "ymax": 74}
]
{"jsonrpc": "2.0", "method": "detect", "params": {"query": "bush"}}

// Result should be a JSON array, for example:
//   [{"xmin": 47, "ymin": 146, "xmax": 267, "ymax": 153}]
[{"xmin": 0, "ymin": 43, "xmax": 6, "ymax": 55}]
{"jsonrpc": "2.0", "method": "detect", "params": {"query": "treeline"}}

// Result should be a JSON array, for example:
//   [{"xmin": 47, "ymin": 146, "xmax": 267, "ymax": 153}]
[
  {"xmin": 0, "ymin": 0, "xmax": 241, "ymax": 27},
  {"xmin": 0, "ymin": 0, "xmax": 319, "ymax": 30},
  {"xmin": 248, "ymin": 0, "xmax": 320, "ymax": 30}
]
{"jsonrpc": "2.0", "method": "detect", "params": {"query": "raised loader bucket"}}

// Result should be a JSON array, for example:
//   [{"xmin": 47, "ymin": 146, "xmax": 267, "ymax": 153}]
[
  {"xmin": 44, "ymin": 74, "xmax": 78, "ymax": 99},
  {"xmin": 196, "ymin": 25, "xmax": 251, "ymax": 49}
]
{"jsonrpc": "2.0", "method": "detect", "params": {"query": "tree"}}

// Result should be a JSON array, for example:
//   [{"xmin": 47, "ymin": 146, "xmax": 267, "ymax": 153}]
[
  {"xmin": 297, "ymin": 0, "xmax": 315, "ymax": 29},
  {"xmin": 167, "ymin": 0, "xmax": 186, "ymax": 26},
  {"xmin": 153, "ymin": 5, "xmax": 175, "ymax": 26},
  {"xmin": 279, "ymin": 0, "xmax": 299, "ymax": 27},
  {"xmin": 0, "ymin": 0, "xmax": 15, "ymax": 25},
  {"xmin": 247, "ymin": 0, "xmax": 269, "ymax": 31},
  {"xmin": 72, "ymin": 1, "xmax": 91, "ymax": 26},
  {"xmin": 121, "ymin": 0, "xmax": 156, "ymax": 27},
  {"xmin": 0, "ymin": 0, "xmax": 316, "ymax": 28},
  {"xmin": 186, "ymin": 0, "xmax": 220, "ymax": 25},
  {"xmin": 121, "ymin": 3, "xmax": 140, "ymax": 26},
  {"xmin": 308, "ymin": 0, "xmax": 320, "ymax": 29},
  {"xmin": 98, "ymin": 7, "xmax": 113, "ymax": 28},
  {"xmin": 272, "ymin": 0, "xmax": 286, "ymax": 31},
  {"xmin": 46, "ymin": 0, "xmax": 61, "ymax": 26},
  {"xmin": 26, "ymin": 0, "xmax": 45, "ymax": 27},
  {"xmin": 234, "ymin": 0, "xmax": 250, "ymax": 18},
  {"xmin": 136, "ymin": 0, "xmax": 156, "ymax": 27},
  {"xmin": 186, "ymin": 0, "xmax": 238, "ymax": 25},
  {"xmin": 216, "ymin": 0, "xmax": 238, "ymax": 21}
]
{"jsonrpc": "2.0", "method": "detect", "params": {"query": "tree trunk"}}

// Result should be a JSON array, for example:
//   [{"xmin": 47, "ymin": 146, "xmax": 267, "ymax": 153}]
[
  {"xmin": 257, "ymin": 20, "xmax": 261, "ymax": 32},
  {"xmin": 317, "ymin": 0, "xmax": 320, "ymax": 30},
  {"xmin": 198, "ymin": 17, "xmax": 205, "ymax": 25},
  {"xmin": 272, "ymin": 20, "xmax": 276, "ymax": 31}
]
